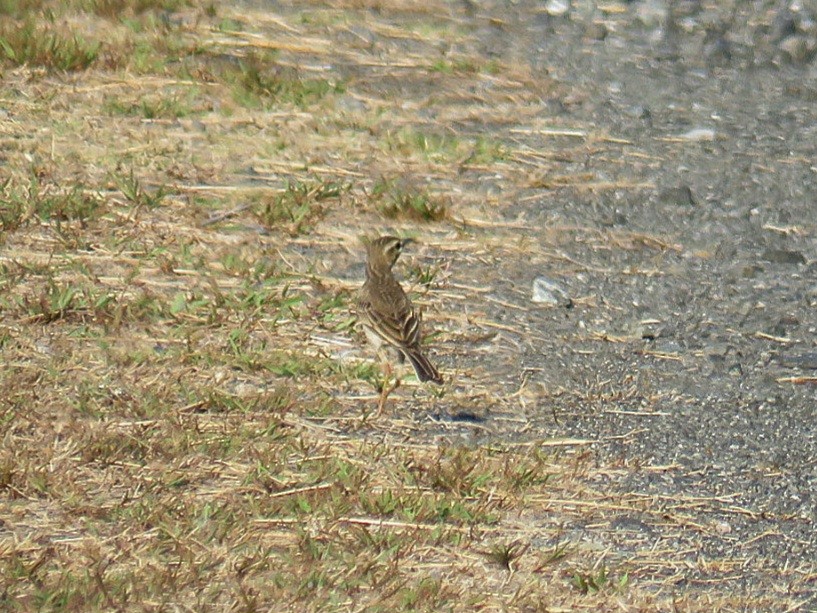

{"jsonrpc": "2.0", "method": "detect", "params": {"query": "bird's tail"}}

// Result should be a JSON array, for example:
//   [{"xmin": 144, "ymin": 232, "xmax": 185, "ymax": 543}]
[{"xmin": 404, "ymin": 348, "xmax": 443, "ymax": 384}]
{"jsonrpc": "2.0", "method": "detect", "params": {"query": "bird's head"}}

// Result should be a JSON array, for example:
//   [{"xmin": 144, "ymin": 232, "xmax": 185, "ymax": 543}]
[{"xmin": 365, "ymin": 235, "xmax": 415, "ymax": 269}]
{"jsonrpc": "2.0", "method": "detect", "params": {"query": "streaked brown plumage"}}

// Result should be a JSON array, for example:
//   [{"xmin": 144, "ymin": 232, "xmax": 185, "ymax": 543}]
[{"xmin": 358, "ymin": 236, "xmax": 443, "ymax": 384}]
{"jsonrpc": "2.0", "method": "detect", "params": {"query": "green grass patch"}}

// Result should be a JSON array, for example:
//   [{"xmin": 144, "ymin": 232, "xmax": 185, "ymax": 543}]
[
  {"xmin": 85, "ymin": 0, "xmax": 191, "ymax": 19},
  {"xmin": 0, "ymin": 17, "xmax": 100, "ymax": 71},
  {"xmin": 0, "ymin": 4, "xmax": 208, "ymax": 73},
  {"xmin": 0, "ymin": 0, "xmax": 44, "ymax": 17},
  {"xmin": 0, "ymin": 0, "xmax": 191, "ymax": 18}
]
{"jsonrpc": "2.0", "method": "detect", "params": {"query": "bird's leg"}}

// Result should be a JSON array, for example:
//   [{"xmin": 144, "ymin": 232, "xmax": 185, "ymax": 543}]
[
  {"xmin": 377, "ymin": 362, "xmax": 401, "ymax": 415},
  {"xmin": 377, "ymin": 363, "xmax": 392, "ymax": 415}
]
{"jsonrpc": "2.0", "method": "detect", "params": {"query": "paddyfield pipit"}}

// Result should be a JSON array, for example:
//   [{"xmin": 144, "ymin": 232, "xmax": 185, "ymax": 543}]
[{"xmin": 358, "ymin": 236, "xmax": 443, "ymax": 408}]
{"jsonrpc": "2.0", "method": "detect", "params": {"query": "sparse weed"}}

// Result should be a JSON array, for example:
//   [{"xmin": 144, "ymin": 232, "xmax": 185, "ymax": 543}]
[
  {"xmin": 217, "ymin": 17, "xmax": 242, "ymax": 32},
  {"xmin": 384, "ymin": 128, "xmax": 505, "ymax": 167},
  {"xmin": 220, "ymin": 51, "xmax": 344, "ymax": 109},
  {"xmin": 315, "ymin": 290, "xmax": 356, "ymax": 331},
  {"xmin": 467, "ymin": 136, "xmax": 508, "ymax": 164},
  {"xmin": 484, "ymin": 541, "xmax": 527, "ymax": 570},
  {"xmin": 430, "ymin": 56, "xmax": 501, "ymax": 75},
  {"xmin": 397, "ymin": 576, "xmax": 445, "ymax": 610},
  {"xmin": 408, "ymin": 263, "xmax": 441, "ymax": 287},
  {"xmin": 570, "ymin": 567, "xmax": 625, "ymax": 594},
  {"xmin": 24, "ymin": 278, "xmax": 83, "ymax": 323},
  {"xmin": 1, "ymin": 175, "xmax": 103, "ymax": 238},
  {"xmin": 103, "ymin": 92, "xmax": 194, "ymax": 118},
  {"xmin": 169, "ymin": 290, "xmax": 211, "ymax": 317},
  {"xmin": 36, "ymin": 186, "xmax": 103, "ymax": 224},
  {"xmin": 536, "ymin": 541, "xmax": 571, "ymax": 568},
  {"xmin": 505, "ymin": 447, "xmax": 553, "ymax": 490},
  {"xmin": 371, "ymin": 177, "xmax": 447, "ymax": 222},
  {"xmin": 234, "ymin": 281, "xmax": 298, "ymax": 315},
  {"xmin": 113, "ymin": 168, "xmax": 167, "ymax": 209},
  {"xmin": 412, "ymin": 448, "xmax": 494, "ymax": 498},
  {"xmin": 116, "ymin": 288, "xmax": 166, "ymax": 324},
  {"xmin": 0, "ymin": 178, "xmax": 30, "ymax": 236},
  {"xmin": 262, "ymin": 350, "xmax": 322, "ymax": 379},
  {"xmin": 430, "ymin": 57, "xmax": 479, "ymax": 74},
  {"xmin": 264, "ymin": 385, "xmax": 295, "ymax": 413},
  {"xmin": 384, "ymin": 127, "xmax": 459, "ymax": 162},
  {"xmin": 253, "ymin": 178, "xmax": 347, "ymax": 235},
  {"xmin": 344, "ymin": 361, "xmax": 380, "ymax": 385}
]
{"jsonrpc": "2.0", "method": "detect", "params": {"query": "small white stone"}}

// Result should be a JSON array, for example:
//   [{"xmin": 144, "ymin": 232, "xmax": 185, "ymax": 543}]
[
  {"xmin": 678, "ymin": 127, "xmax": 716, "ymax": 141},
  {"xmin": 545, "ymin": 0, "xmax": 570, "ymax": 17},
  {"xmin": 532, "ymin": 277, "xmax": 571, "ymax": 306}
]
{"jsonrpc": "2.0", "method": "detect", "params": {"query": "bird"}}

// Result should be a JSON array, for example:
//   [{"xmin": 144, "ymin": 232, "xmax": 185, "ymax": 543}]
[{"xmin": 358, "ymin": 235, "xmax": 443, "ymax": 410}]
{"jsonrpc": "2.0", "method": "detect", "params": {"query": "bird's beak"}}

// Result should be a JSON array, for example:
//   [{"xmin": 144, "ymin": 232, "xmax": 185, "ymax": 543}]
[{"xmin": 400, "ymin": 238, "xmax": 416, "ymax": 247}]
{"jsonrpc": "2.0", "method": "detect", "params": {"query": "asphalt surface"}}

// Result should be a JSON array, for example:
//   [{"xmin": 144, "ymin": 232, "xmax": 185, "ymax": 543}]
[{"xmin": 441, "ymin": 0, "xmax": 817, "ymax": 601}]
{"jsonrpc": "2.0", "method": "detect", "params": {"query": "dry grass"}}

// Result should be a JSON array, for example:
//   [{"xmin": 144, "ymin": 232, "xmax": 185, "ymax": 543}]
[{"xmin": 0, "ymin": 0, "xmax": 813, "ymax": 611}]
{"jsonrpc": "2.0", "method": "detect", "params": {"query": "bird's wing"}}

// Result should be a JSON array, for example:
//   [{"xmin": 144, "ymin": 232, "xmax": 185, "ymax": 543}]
[{"xmin": 361, "ymin": 299, "xmax": 421, "ymax": 350}]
